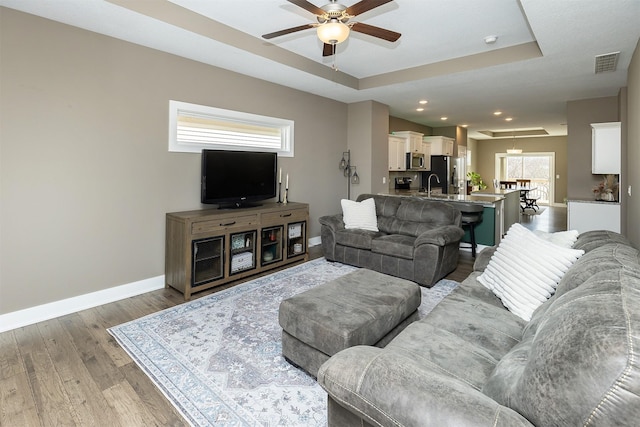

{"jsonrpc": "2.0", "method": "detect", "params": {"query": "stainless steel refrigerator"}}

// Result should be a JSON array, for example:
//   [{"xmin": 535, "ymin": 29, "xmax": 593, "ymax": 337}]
[{"xmin": 424, "ymin": 155, "xmax": 458, "ymax": 194}]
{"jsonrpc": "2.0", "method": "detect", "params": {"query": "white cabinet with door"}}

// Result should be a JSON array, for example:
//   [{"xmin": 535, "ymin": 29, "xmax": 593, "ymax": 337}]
[
  {"xmin": 591, "ymin": 122, "xmax": 621, "ymax": 174},
  {"xmin": 388, "ymin": 135, "xmax": 406, "ymax": 171},
  {"xmin": 424, "ymin": 136, "xmax": 455, "ymax": 156},
  {"xmin": 568, "ymin": 200, "xmax": 620, "ymax": 233},
  {"xmin": 393, "ymin": 131, "xmax": 423, "ymax": 153}
]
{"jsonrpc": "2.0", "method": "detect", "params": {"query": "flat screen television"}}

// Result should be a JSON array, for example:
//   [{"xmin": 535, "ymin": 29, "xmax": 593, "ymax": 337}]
[{"xmin": 201, "ymin": 149, "xmax": 277, "ymax": 208}]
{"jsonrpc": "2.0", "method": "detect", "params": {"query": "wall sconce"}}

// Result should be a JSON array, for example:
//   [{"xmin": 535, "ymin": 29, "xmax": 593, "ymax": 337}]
[{"xmin": 339, "ymin": 149, "xmax": 359, "ymax": 199}]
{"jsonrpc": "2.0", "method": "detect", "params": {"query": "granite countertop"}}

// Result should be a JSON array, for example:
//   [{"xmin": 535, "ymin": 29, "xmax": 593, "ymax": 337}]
[
  {"xmin": 471, "ymin": 188, "xmax": 520, "ymax": 196},
  {"xmin": 383, "ymin": 190, "xmax": 504, "ymax": 205},
  {"xmin": 567, "ymin": 199, "xmax": 621, "ymax": 205}
]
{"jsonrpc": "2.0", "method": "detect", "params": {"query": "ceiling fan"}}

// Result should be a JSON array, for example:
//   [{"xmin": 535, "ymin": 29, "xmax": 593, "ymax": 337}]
[{"xmin": 262, "ymin": 0, "xmax": 401, "ymax": 57}]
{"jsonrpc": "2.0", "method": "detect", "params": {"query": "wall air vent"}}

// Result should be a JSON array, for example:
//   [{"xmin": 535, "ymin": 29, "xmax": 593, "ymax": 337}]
[{"xmin": 595, "ymin": 52, "xmax": 620, "ymax": 74}]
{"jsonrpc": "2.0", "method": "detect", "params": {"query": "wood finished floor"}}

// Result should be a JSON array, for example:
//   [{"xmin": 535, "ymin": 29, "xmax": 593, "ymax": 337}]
[{"xmin": 0, "ymin": 206, "xmax": 566, "ymax": 426}]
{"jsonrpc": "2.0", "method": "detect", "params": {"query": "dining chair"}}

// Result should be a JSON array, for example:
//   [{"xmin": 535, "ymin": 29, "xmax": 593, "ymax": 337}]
[
  {"xmin": 499, "ymin": 180, "xmax": 517, "ymax": 189},
  {"xmin": 516, "ymin": 179, "xmax": 531, "ymax": 188}
]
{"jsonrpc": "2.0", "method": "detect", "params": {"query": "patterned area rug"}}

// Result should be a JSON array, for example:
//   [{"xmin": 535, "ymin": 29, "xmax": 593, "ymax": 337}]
[{"xmin": 108, "ymin": 258, "xmax": 459, "ymax": 426}]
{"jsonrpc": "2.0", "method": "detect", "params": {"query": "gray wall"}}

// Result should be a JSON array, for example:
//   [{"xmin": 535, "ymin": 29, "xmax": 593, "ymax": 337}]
[
  {"xmin": 0, "ymin": 9, "xmax": 348, "ymax": 314},
  {"xmin": 348, "ymin": 101, "xmax": 389, "ymax": 199},
  {"xmin": 566, "ymin": 96, "xmax": 620, "ymax": 201},
  {"xmin": 626, "ymin": 39, "xmax": 640, "ymax": 246},
  {"xmin": 474, "ymin": 136, "xmax": 569, "ymax": 204}
]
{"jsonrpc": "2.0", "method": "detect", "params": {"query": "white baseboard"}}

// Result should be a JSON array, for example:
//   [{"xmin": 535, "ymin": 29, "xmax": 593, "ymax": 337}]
[
  {"xmin": 0, "ymin": 275, "xmax": 165, "ymax": 334},
  {"xmin": 308, "ymin": 236, "xmax": 322, "ymax": 247}
]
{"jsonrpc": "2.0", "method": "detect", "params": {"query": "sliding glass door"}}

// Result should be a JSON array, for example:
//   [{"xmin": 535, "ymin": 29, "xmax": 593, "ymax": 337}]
[{"xmin": 495, "ymin": 152, "xmax": 555, "ymax": 204}]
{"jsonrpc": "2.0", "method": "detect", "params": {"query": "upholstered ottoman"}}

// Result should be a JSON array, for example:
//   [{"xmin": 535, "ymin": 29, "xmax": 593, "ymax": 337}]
[{"xmin": 278, "ymin": 269, "xmax": 421, "ymax": 377}]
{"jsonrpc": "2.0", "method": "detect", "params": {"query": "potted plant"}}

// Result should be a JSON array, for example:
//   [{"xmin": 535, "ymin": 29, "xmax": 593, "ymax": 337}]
[{"xmin": 467, "ymin": 171, "xmax": 487, "ymax": 191}]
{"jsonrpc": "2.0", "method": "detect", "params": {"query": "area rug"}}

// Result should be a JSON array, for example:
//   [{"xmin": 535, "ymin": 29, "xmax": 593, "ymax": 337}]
[{"xmin": 108, "ymin": 258, "xmax": 459, "ymax": 426}]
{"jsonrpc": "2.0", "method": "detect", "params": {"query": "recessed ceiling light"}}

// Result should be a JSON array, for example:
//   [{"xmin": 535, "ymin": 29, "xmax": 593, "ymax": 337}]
[
  {"xmin": 461, "ymin": 124, "xmax": 468, "ymax": 128},
  {"xmin": 419, "ymin": 100, "xmax": 428, "ymax": 105},
  {"xmin": 493, "ymin": 111, "xmax": 502, "ymax": 116},
  {"xmin": 440, "ymin": 116, "xmax": 448, "ymax": 121},
  {"xmin": 416, "ymin": 108, "xmax": 424, "ymax": 112},
  {"xmin": 484, "ymin": 35, "xmax": 498, "ymax": 44},
  {"xmin": 505, "ymin": 117, "xmax": 513, "ymax": 122}
]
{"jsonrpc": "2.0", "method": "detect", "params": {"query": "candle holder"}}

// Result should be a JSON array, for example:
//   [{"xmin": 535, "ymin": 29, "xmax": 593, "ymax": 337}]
[
  {"xmin": 283, "ymin": 188, "xmax": 288, "ymax": 204},
  {"xmin": 277, "ymin": 182, "xmax": 283, "ymax": 203}
]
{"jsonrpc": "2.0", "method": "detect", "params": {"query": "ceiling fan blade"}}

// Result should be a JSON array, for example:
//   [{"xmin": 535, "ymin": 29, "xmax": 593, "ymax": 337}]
[
  {"xmin": 287, "ymin": 0, "xmax": 325, "ymax": 16},
  {"xmin": 262, "ymin": 23, "xmax": 315, "ymax": 39},
  {"xmin": 322, "ymin": 43, "xmax": 334, "ymax": 57},
  {"xmin": 351, "ymin": 22, "xmax": 401, "ymax": 42},
  {"xmin": 345, "ymin": 0, "xmax": 394, "ymax": 16}
]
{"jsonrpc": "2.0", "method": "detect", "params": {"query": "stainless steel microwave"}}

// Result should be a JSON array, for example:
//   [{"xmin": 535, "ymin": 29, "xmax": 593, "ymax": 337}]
[{"xmin": 406, "ymin": 152, "xmax": 426, "ymax": 170}]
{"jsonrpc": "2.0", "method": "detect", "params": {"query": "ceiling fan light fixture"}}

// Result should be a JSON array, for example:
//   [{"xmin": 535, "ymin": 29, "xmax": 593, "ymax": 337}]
[{"xmin": 317, "ymin": 21, "xmax": 350, "ymax": 44}]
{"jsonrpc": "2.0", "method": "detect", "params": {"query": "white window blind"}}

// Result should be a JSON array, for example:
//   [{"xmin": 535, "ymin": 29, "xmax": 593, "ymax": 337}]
[{"xmin": 169, "ymin": 100, "xmax": 294, "ymax": 156}]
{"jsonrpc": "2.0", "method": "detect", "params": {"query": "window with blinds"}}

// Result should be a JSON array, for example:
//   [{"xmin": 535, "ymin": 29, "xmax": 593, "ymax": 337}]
[{"xmin": 169, "ymin": 100, "xmax": 294, "ymax": 156}]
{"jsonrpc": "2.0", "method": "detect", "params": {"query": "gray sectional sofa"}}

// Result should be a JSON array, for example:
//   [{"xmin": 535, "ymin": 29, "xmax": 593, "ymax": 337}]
[
  {"xmin": 317, "ymin": 230, "xmax": 640, "ymax": 426},
  {"xmin": 319, "ymin": 193, "xmax": 464, "ymax": 287}
]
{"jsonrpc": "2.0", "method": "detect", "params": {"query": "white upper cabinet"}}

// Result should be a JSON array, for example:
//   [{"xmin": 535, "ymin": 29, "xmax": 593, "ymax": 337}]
[
  {"xmin": 392, "ymin": 131, "xmax": 423, "ymax": 153},
  {"xmin": 591, "ymin": 122, "xmax": 621, "ymax": 174},
  {"xmin": 424, "ymin": 136, "xmax": 455, "ymax": 156},
  {"xmin": 388, "ymin": 135, "xmax": 406, "ymax": 171}
]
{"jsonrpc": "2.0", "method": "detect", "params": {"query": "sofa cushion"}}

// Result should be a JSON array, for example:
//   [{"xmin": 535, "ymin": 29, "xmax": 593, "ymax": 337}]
[
  {"xmin": 335, "ymin": 229, "xmax": 382, "ymax": 250},
  {"xmin": 524, "ymin": 242, "xmax": 640, "ymax": 338},
  {"xmin": 572, "ymin": 229, "xmax": 634, "ymax": 252},
  {"xmin": 483, "ymin": 266, "xmax": 640, "ymax": 427},
  {"xmin": 418, "ymin": 274, "xmax": 526, "ymax": 361},
  {"xmin": 371, "ymin": 234, "xmax": 415, "ymax": 259},
  {"xmin": 356, "ymin": 194, "xmax": 402, "ymax": 234},
  {"xmin": 341, "ymin": 198, "xmax": 379, "ymax": 231},
  {"xmin": 478, "ymin": 223, "xmax": 584, "ymax": 321},
  {"xmin": 389, "ymin": 199, "xmax": 461, "ymax": 237}
]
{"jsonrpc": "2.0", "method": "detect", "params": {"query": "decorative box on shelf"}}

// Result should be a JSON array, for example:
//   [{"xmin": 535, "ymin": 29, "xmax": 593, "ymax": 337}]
[
  {"xmin": 288, "ymin": 223, "xmax": 302, "ymax": 238},
  {"xmin": 231, "ymin": 252, "xmax": 253, "ymax": 273}
]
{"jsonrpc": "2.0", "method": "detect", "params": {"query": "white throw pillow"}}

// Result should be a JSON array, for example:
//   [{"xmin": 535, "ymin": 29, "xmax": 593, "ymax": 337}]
[
  {"xmin": 341, "ymin": 198, "xmax": 379, "ymax": 232},
  {"xmin": 533, "ymin": 229, "xmax": 580, "ymax": 248},
  {"xmin": 478, "ymin": 223, "xmax": 584, "ymax": 321}
]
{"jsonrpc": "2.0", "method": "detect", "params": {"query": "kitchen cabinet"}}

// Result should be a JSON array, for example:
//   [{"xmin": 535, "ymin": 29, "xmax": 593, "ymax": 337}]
[
  {"xmin": 567, "ymin": 200, "xmax": 620, "ymax": 233},
  {"xmin": 591, "ymin": 122, "xmax": 621, "ymax": 174},
  {"xmin": 424, "ymin": 136, "xmax": 455, "ymax": 156},
  {"xmin": 393, "ymin": 131, "xmax": 424, "ymax": 153},
  {"xmin": 388, "ymin": 135, "xmax": 406, "ymax": 171},
  {"xmin": 421, "ymin": 141, "xmax": 431, "ymax": 170}
]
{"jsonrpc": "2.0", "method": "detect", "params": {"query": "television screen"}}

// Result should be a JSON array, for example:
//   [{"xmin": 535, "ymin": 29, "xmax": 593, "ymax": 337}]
[{"xmin": 201, "ymin": 149, "xmax": 277, "ymax": 208}]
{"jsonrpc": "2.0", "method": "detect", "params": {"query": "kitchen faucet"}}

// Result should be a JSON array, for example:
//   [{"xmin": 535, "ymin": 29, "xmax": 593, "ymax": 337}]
[{"xmin": 427, "ymin": 173, "xmax": 440, "ymax": 197}]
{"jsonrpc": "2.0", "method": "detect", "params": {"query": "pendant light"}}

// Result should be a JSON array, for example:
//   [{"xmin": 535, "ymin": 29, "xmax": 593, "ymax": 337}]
[{"xmin": 507, "ymin": 134, "xmax": 522, "ymax": 154}]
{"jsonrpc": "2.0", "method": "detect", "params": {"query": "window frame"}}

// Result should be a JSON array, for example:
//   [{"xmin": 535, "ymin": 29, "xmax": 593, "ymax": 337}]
[{"xmin": 168, "ymin": 100, "xmax": 294, "ymax": 157}]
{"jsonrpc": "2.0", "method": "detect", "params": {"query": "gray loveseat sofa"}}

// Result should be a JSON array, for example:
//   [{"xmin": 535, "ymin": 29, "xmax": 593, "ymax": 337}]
[
  {"xmin": 317, "ymin": 230, "xmax": 640, "ymax": 426},
  {"xmin": 319, "ymin": 194, "xmax": 464, "ymax": 287}
]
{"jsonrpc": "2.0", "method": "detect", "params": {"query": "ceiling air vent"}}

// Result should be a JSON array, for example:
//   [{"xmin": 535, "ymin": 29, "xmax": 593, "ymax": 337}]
[{"xmin": 595, "ymin": 52, "xmax": 620, "ymax": 74}]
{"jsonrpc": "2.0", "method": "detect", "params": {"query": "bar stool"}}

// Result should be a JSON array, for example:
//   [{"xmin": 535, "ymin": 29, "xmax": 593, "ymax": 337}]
[{"xmin": 457, "ymin": 203, "xmax": 484, "ymax": 257}]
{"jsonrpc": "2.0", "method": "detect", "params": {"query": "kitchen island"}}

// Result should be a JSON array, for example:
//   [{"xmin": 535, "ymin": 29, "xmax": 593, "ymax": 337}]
[
  {"xmin": 470, "ymin": 188, "xmax": 521, "ymax": 237},
  {"xmin": 384, "ymin": 190, "xmax": 506, "ymax": 246}
]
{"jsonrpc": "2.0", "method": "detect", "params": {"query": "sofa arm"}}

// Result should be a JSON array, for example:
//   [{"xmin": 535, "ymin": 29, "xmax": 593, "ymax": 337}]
[
  {"xmin": 319, "ymin": 214, "xmax": 345, "ymax": 233},
  {"xmin": 415, "ymin": 225, "xmax": 464, "ymax": 247},
  {"xmin": 318, "ymin": 346, "xmax": 533, "ymax": 427}
]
